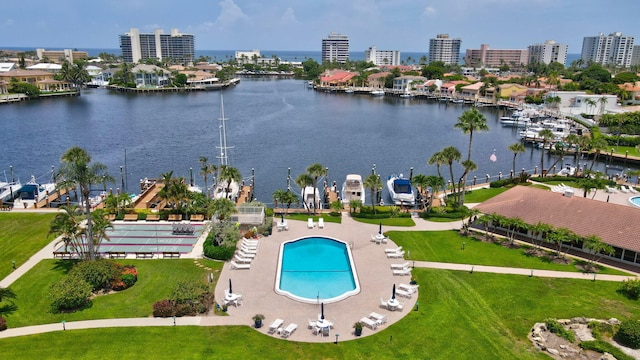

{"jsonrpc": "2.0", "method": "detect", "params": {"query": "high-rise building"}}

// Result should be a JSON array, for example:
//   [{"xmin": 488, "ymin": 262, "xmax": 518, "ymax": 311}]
[
  {"xmin": 528, "ymin": 40, "xmax": 568, "ymax": 65},
  {"xmin": 35, "ymin": 49, "xmax": 88, "ymax": 63},
  {"xmin": 364, "ymin": 46, "xmax": 400, "ymax": 66},
  {"xmin": 464, "ymin": 44, "xmax": 528, "ymax": 68},
  {"xmin": 631, "ymin": 46, "xmax": 640, "ymax": 66},
  {"xmin": 429, "ymin": 34, "xmax": 461, "ymax": 65},
  {"xmin": 119, "ymin": 28, "xmax": 195, "ymax": 64},
  {"xmin": 322, "ymin": 32, "xmax": 349, "ymax": 64},
  {"xmin": 581, "ymin": 32, "xmax": 634, "ymax": 67}
]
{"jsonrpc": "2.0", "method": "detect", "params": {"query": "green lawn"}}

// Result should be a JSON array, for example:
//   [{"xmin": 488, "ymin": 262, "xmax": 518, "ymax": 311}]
[
  {"xmin": 0, "ymin": 212, "xmax": 56, "ymax": 280},
  {"xmin": 389, "ymin": 230, "xmax": 629, "ymax": 275},
  {"xmin": 2, "ymin": 269, "xmax": 639, "ymax": 359},
  {"xmin": 5, "ymin": 259, "xmax": 223, "ymax": 328},
  {"xmin": 352, "ymin": 217, "xmax": 415, "ymax": 227},
  {"xmin": 463, "ymin": 187, "xmax": 509, "ymax": 203},
  {"xmin": 285, "ymin": 213, "xmax": 342, "ymax": 223}
]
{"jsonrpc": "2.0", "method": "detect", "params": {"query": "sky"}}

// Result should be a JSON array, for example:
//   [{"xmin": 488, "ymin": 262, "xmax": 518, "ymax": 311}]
[{"xmin": 2, "ymin": 0, "xmax": 639, "ymax": 53}]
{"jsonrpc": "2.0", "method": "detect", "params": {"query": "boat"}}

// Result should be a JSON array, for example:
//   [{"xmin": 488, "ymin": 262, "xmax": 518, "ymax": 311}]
[
  {"xmin": 386, "ymin": 174, "xmax": 415, "ymax": 206},
  {"xmin": 500, "ymin": 113, "xmax": 531, "ymax": 127},
  {"xmin": 399, "ymin": 92, "xmax": 413, "ymax": 98},
  {"xmin": 370, "ymin": 89, "xmax": 385, "ymax": 96},
  {"xmin": 12, "ymin": 175, "xmax": 56, "ymax": 209},
  {"xmin": 344, "ymin": 88, "xmax": 354, "ymax": 94},
  {"xmin": 301, "ymin": 186, "xmax": 322, "ymax": 210},
  {"xmin": 557, "ymin": 164, "xmax": 576, "ymax": 177},
  {"xmin": 213, "ymin": 95, "xmax": 240, "ymax": 201},
  {"xmin": 0, "ymin": 180, "xmax": 21, "ymax": 202},
  {"xmin": 341, "ymin": 174, "xmax": 365, "ymax": 205},
  {"xmin": 451, "ymin": 98, "xmax": 464, "ymax": 104}
]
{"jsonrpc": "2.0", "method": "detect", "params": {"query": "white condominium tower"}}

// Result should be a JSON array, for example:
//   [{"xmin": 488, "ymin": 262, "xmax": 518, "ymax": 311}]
[
  {"xmin": 581, "ymin": 32, "xmax": 635, "ymax": 67},
  {"xmin": 322, "ymin": 32, "xmax": 349, "ymax": 64},
  {"xmin": 528, "ymin": 40, "xmax": 568, "ymax": 65},
  {"xmin": 119, "ymin": 28, "xmax": 195, "ymax": 64},
  {"xmin": 429, "ymin": 34, "xmax": 461, "ymax": 65},
  {"xmin": 364, "ymin": 46, "xmax": 401, "ymax": 66}
]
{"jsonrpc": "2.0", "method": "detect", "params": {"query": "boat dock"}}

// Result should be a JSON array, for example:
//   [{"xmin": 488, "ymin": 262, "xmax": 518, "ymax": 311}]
[{"xmin": 34, "ymin": 187, "xmax": 72, "ymax": 208}]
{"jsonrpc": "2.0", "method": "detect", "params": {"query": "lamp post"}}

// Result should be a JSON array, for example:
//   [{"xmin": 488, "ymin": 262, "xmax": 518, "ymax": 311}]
[
  {"xmin": 334, "ymin": 333, "xmax": 339, "ymax": 344},
  {"xmin": 462, "ymin": 242, "xmax": 466, "ymax": 250},
  {"xmin": 173, "ymin": 316, "xmax": 176, "ymax": 326},
  {"xmin": 62, "ymin": 320, "xmax": 66, "ymax": 330},
  {"xmin": 414, "ymin": 302, "xmax": 419, "ymax": 311}
]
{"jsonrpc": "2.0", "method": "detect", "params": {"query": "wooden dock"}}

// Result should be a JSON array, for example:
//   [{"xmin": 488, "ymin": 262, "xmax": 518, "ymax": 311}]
[{"xmin": 34, "ymin": 187, "xmax": 72, "ymax": 208}]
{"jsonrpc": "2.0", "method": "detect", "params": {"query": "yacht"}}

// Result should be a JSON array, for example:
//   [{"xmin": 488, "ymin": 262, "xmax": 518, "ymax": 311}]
[
  {"xmin": 301, "ymin": 186, "xmax": 322, "ymax": 210},
  {"xmin": 0, "ymin": 180, "xmax": 21, "ymax": 202},
  {"xmin": 213, "ymin": 95, "xmax": 241, "ymax": 201},
  {"xmin": 500, "ymin": 112, "xmax": 531, "ymax": 127},
  {"xmin": 12, "ymin": 176, "xmax": 55, "ymax": 209},
  {"xmin": 341, "ymin": 174, "xmax": 365, "ymax": 205},
  {"xmin": 370, "ymin": 89, "xmax": 385, "ymax": 96},
  {"xmin": 387, "ymin": 174, "xmax": 415, "ymax": 206}
]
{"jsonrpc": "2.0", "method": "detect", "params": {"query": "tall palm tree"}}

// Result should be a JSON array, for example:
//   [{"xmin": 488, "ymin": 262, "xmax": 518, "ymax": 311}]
[
  {"xmin": 588, "ymin": 138, "xmax": 609, "ymax": 171},
  {"xmin": 454, "ymin": 108, "xmax": 489, "ymax": 204},
  {"xmin": 363, "ymin": 173, "xmax": 383, "ymax": 214},
  {"xmin": 537, "ymin": 129, "xmax": 555, "ymax": 177},
  {"xmin": 584, "ymin": 98, "xmax": 597, "ymax": 116},
  {"xmin": 199, "ymin": 157, "xmax": 216, "ymax": 197},
  {"xmin": 295, "ymin": 173, "xmax": 313, "ymax": 213},
  {"xmin": 272, "ymin": 189, "xmax": 285, "ymax": 210},
  {"xmin": 49, "ymin": 204, "xmax": 84, "ymax": 255},
  {"xmin": 508, "ymin": 142, "xmax": 526, "ymax": 176},
  {"xmin": 428, "ymin": 151, "xmax": 446, "ymax": 179},
  {"xmin": 306, "ymin": 163, "xmax": 327, "ymax": 214},
  {"xmin": 219, "ymin": 166, "xmax": 242, "ymax": 200},
  {"xmin": 440, "ymin": 146, "xmax": 462, "ymax": 199},
  {"xmin": 55, "ymin": 147, "xmax": 113, "ymax": 260},
  {"xmin": 281, "ymin": 191, "xmax": 299, "ymax": 214},
  {"xmin": 598, "ymin": 96, "xmax": 608, "ymax": 116},
  {"xmin": 411, "ymin": 174, "xmax": 430, "ymax": 210}
]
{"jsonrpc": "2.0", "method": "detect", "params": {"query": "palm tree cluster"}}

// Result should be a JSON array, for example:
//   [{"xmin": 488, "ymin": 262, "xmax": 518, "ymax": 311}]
[
  {"xmin": 49, "ymin": 205, "xmax": 113, "ymax": 260},
  {"xmin": 157, "ymin": 171, "xmax": 191, "ymax": 210},
  {"xmin": 56, "ymin": 60, "xmax": 91, "ymax": 90},
  {"xmin": 295, "ymin": 163, "xmax": 327, "ymax": 214}
]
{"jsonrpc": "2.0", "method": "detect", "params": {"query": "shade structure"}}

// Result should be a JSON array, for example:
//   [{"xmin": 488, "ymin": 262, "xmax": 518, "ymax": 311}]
[
  {"xmin": 379, "ymin": 222, "xmax": 382, "ymax": 235},
  {"xmin": 321, "ymin": 302, "xmax": 325, "ymax": 320},
  {"xmin": 392, "ymin": 284, "xmax": 396, "ymax": 300},
  {"xmin": 229, "ymin": 278, "xmax": 232, "ymax": 294},
  {"xmin": 281, "ymin": 213, "xmax": 285, "ymax": 223}
]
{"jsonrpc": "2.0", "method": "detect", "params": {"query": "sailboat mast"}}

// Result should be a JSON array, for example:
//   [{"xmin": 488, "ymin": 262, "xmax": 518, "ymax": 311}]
[{"xmin": 216, "ymin": 95, "xmax": 232, "ymax": 167}]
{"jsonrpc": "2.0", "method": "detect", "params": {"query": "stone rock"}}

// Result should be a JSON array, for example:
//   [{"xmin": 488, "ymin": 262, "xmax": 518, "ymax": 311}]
[
  {"xmin": 570, "ymin": 317, "xmax": 588, "ymax": 324},
  {"xmin": 532, "ymin": 336, "xmax": 543, "ymax": 343},
  {"xmin": 607, "ymin": 318, "xmax": 620, "ymax": 325},
  {"xmin": 547, "ymin": 348, "xmax": 559, "ymax": 355},
  {"xmin": 600, "ymin": 353, "xmax": 616, "ymax": 360},
  {"xmin": 559, "ymin": 344, "xmax": 567, "ymax": 349}
]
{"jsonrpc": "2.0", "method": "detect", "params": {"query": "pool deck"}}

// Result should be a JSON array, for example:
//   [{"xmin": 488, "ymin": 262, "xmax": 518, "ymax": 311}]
[{"xmin": 208, "ymin": 214, "xmax": 438, "ymax": 343}]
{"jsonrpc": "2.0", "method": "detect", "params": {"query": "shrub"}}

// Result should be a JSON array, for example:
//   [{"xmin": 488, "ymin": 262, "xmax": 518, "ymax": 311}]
[
  {"xmin": 0, "ymin": 316, "xmax": 6, "ymax": 331},
  {"xmin": 49, "ymin": 274, "xmax": 92, "ymax": 312},
  {"xmin": 203, "ymin": 241, "xmax": 235, "ymax": 261},
  {"xmin": 69, "ymin": 259, "xmax": 122, "ymax": 292},
  {"xmin": 619, "ymin": 278, "xmax": 640, "ymax": 300},
  {"xmin": 588, "ymin": 320, "xmax": 616, "ymax": 340},
  {"xmin": 174, "ymin": 302, "xmax": 197, "ymax": 317},
  {"xmin": 580, "ymin": 340, "xmax": 635, "ymax": 360},
  {"xmin": 544, "ymin": 318, "xmax": 575, "ymax": 342},
  {"xmin": 152, "ymin": 300, "xmax": 174, "ymax": 317},
  {"xmin": 615, "ymin": 320, "xmax": 640, "ymax": 349}
]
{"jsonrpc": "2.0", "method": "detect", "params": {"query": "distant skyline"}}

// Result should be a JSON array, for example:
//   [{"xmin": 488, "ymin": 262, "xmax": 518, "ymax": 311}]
[{"xmin": 2, "ymin": 0, "xmax": 638, "ymax": 54}]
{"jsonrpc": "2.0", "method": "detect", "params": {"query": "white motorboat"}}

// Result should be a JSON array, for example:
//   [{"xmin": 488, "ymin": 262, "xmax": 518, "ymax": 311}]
[
  {"xmin": 213, "ymin": 95, "xmax": 240, "ymax": 201},
  {"xmin": 370, "ymin": 89, "xmax": 385, "ymax": 96},
  {"xmin": 387, "ymin": 174, "xmax": 415, "ymax": 206},
  {"xmin": 301, "ymin": 186, "xmax": 322, "ymax": 210},
  {"xmin": 0, "ymin": 180, "xmax": 21, "ymax": 202},
  {"xmin": 12, "ymin": 176, "xmax": 55, "ymax": 209},
  {"xmin": 557, "ymin": 164, "xmax": 576, "ymax": 177},
  {"xmin": 500, "ymin": 112, "xmax": 531, "ymax": 127},
  {"xmin": 341, "ymin": 174, "xmax": 365, "ymax": 205}
]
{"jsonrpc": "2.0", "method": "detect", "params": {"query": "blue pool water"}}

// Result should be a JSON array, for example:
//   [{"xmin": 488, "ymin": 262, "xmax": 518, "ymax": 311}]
[
  {"xmin": 276, "ymin": 237, "xmax": 360, "ymax": 303},
  {"xmin": 630, "ymin": 196, "xmax": 640, "ymax": 207}
]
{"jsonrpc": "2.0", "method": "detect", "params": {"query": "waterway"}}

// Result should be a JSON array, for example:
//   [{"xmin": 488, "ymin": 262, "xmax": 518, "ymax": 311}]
[{"xmin": 0, "ymin": 77, "xmax": 620, "ymax": 205}]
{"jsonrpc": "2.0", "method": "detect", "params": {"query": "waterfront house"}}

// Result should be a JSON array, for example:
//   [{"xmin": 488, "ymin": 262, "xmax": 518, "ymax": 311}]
[
  {"xmin": 392, "ymin": 75, "xmax": 427, "ymax": 92},
  {"xmin": 548, "ymin": 91, "xmax": 619, "ymax": 115},
  {"xmin": 131, "ymin": 64, "xmax": 171, "ymax": 88},
  {"xmin": 0, "ymin": 62, "xmax": 16, "ymax": 72},
  {"xmin": 367, "ymin": 72, "xmax": 390, "ymax": 89},
  {"xmin": 320, "ymin": 70, "xmax": 357, "ymax": 87},
  {"xmin": 459, "ymin": 82, "xmax": 485, "ymax": 101},
  {"xmin": 0, "ymin": 69, "xmax": 71, "ymax": 91},
  {"xmin": 440, "ymin": 80, "xmax": 468, "ymax": 97},
  {"xmin": 496, "ymin": 83, "xmax": 528, "ymax": 99},
  {"xmin": 618, "ymin": 82, "xmax": 640, "ymax": 101},
  {"xmin": 474, "ymin": 186, "xmax": 640, "ymax": 270},
  {"xmin": 26, "ymin": 63, "xmax": 62, "ymax": 73}
]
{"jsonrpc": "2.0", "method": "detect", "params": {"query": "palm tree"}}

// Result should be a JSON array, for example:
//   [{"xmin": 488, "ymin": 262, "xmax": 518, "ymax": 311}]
[
  {"xmin": 281, "ymin": 191, "xmax": 299, "ymax": 214},
  {"xmin": 411, "ymin": 174, "xmax": 430, "ymax": 210},
  {"xmin": 306, "ymin": 163, "xmax": 327, "ymax": 214},
  {"xmin": 529, "ymin": 221, "xmax": 553, "ymax": 251},
  {"xmin": 49, "ymin": 204, "xmax": 84, "ymax": 255},
  {"xmin": 363, "ymin": 173, "xmax": 383, "ymax": 214},
  {"xmin": 507, "ymin": 142, "xmax": 526, "ymax": 176},
  {"xmin": 598, "ymin": 96, "xmax": 608, "ymax": 116},
  {"xmin": 219, "ymin": 166, "xmax": 242, "ymax": 200},
  {"xmin": 272, "ymin": 189, "xmax": 285, "ymax": 210},
  {"xmin": 210, "ymin": 198, "xmax": 236, "ymax": 222},
  {"xmin": 295, "ymin": 173, "xmax": 313, "ymax": 213},
  {"xmin": 583, "ymin": 235, "xmax": 614, "ymax": 269},
  {"xmin": 348, "ymin": 199, "xmax": 362, "ymax": 214},
  {"xmin": 428, "ymin": 151, "xmax": 446, "ymax": 180},
  {"xmin": 0, "ymin": 286, "xmax": 17, "ymax": 317},
  {"xmin": 548, "ymin": 227, "xmax": 576, "ymax": 258},
  {"xmin": 199, "ymin": 157, "xmax": 216, "ymax": 197},
  {"xmin": 584, "ymin": 98, "xmax": 597, "ymax": 116},
  {"xmin": 537, "ymin": 129, "xmax": 555, "ymax": 177},
  {"xmin": 440, "ymin": 146, "xmax": 462, "ymax": 199},
  {"xmin": 454, "ymin": 108, "xmax": 489, "ymax": 204},
  {"xmin": 55, "ymin": 147, "xmax": 113, "ymax": 260},
  {"xmin": 425, "ymin": 175, "xmax": 445, "ymax": 212},
  {"xmin": 588, "ymin": 138, "xmax": 609, "ymax": 171}
]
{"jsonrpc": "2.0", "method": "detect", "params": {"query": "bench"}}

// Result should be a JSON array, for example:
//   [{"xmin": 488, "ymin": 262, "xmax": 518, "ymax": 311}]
[
  {"xmin": 162, "ymin": 251, "xmax": 181, "ymax": 259},
  {"xmin": 124, "ymin": 214, "xmax": 138, "ymax": 221},
  {"xmin": 0, "ymin": 205, "xmax": 11, "ymax": 211},
  {"xmin": 53, "ymin": 251, "xmax": 74, "ymax": 259},
  {"xmin": 107, "ymin": 251, "xmax": 127, "ymax": 259},
  {"xmin": 135, "ymin": 252, "xmax": 154, "ymax": 259},
  {"xmin": 168, "ymin": 214, "xmax": 182, "ymax": 221},
  {"xmin": 146, "ymin": 214, "xmax": 160, "ymax": 221},
  {"xmin": 190, "ymin": 214, "xmax": 205, "ymax": 221}
]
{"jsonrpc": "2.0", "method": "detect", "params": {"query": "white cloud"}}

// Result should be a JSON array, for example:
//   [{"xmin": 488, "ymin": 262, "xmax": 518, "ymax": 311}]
[
  {"xmin": 422, "ymin": 6, "xmax": 436, "ymax": 16},
  {"xmin": 214, "ymin": 0, "xmax": 249, "ymax": 29},
  {"xmin": 280, "ymin": 7, "xmax": 298, "ymax": 24}
]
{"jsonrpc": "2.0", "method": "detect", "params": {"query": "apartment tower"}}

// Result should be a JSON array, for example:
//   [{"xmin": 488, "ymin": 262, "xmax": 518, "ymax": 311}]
[
  {"xmin": 119, "ymin": 28, "xmax": 195, "ymax": 64},
  {"xmin": 322, "ymin": 32, "xmax": 349, "ymax": 64},
  {"xmin": 528, "ymin": 40, "xmax": 568, "ymax": 65},
  {"xmin": 364, "ymin": 46, "xmax": 401, "ymax": 66},
  {"xmin": 581, "ymin": 32, "xmax": 635, "ymax": 67},
  {"xmin": 429, "ymin": 34, "xmax": 461, "ymax": 65}
]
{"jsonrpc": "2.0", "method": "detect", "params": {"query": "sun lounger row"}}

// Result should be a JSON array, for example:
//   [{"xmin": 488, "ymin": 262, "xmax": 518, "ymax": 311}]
[
  {"xmin": 230, "ymin": 240, "xmax": 260, "ymax": 270},
  {"xmin": 281, "ymin": 323, "xmax": 297, "ymax": 338},
  {"xmin": 619, "ymin": 184, "xmax": 638, "ymax": 194},
  {"xmin": 307, "ymin": 218, "xmax": 325, "ymax": 229},
  {"xmin": 386, "ymin": 250, "xmax": 405, "ymax": 259}
]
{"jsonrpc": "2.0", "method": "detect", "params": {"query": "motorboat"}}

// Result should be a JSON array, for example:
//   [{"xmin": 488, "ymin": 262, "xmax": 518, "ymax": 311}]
[
  {"xmin": 556, "ymin": 164, "xmax": 576, "ymax": 177},
  {"xmin": 500, "ymin": 113, "xmax": 531, "ymax": 128},
  {"xmin": 12, "ymin": 176, "xmax": 55, "ymax": 209},
  {"xmin": 0, "ymin": 180, "xmax": 21, "ymax": 202},
  {"xmin": 451, "ymin": 98, "xmax": 464, "ymax": 104},
  {"xmin": 341, "ymin": 174, "xmax": 365, "ymax": 205},
  {"xmin": 370, "ymin": 89, "xmax": 385, "ymax": 96},
  {"xmin": 344, "ymin": 88, "xmax": 354, "ymax": 94},
  {"xmin": 301, "ymin": 186, "xmax": 322, "ymax": 210},
  {"xmin": 213, "ymin": 95, "xmax": 240, "ymax": 201},
  {"xmin": 387, "ymin": 174, "xmax": 415, "ymax": 206}
]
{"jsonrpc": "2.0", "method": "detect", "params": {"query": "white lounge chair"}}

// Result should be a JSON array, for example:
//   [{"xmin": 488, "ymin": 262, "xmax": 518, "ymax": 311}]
[
  {"xmin": 380, "ymin": 297, "xmax": 388, "ymax": 310},
  {"xmin": 369, "ymin": 312, "xmax": 387, "ymax": 325},
  {"xmin": 307, "ymin": 319, "xmax": 316, "ymax": 329},
  {"xmin": 282, "ymin": 323, "xmax": 298, "ymax": 338},
  {"xmin": 620, "ymin": 185, "xmax": 630, "ymax": 193},
  {"xmin": 307, "ymin": 218, "xmax": 314, "ymax": 229},
  {"xmin": 390, "ymin": 262, "xmax": 410, "ymax": 270},
  {"xmin": 392, "ymin": 268, "xmax": 412, "ymax": 276},
  {"xmin": 318, "ymin": 218, "xmax": 325, "ymax": 229},
  {"xmin": 628, "ymin": 185, "xmax": 639, "ymax": 194},
  {"xmin": 268, "ymin": 318, "xmax": 284, "ymax": 334},
  {"xmin": 240, "ymin": 245, "xmax": 258, "ymax": 254},
  {"xmin": 605, "ymin": 185, "xmax": 617, "ymax": 193},
  {"xmin": 233, "ymin": 254, "xmax": 252, "ymax": 264},
  {"xmin": 230, "ymin": 260, "xmax": 250, "ymax": 270},
  {"xmin": 242, "ymin": 241, "xmax": 259, "ymax": 248},
  {"xmin": 237, "ymin": 251, "xmax": 256, "ymax": 259},
  {"xmin": 360, "ymin": 317, "xmax": 378, "ymax": 330},
  {"xmin": 398, "ymin": 283, "xmax": 419, "ymax": 294},
  {"xmin": 385, "ymin": 246, "xmax": 403, "ymax": 253},
  {"xmin": 395, "ymin": 288, "xmax": 412, "ymax": 298},
  {"xmin": 387, "ymin": 251, "xmax": 405, "ymax": 259}
]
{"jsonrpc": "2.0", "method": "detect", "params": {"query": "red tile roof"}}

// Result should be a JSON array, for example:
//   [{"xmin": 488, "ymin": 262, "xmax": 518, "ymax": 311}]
[
  {"xmin": 320, "ymin": 70, "xmax": 356, "ymax": 83},
  {"xmin": 474, "ymin": 186, "xmax": 640, "ymax": 252}
]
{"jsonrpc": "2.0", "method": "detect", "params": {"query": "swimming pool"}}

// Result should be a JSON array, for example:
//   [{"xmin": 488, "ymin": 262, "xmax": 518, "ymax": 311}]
[
  {"xmin": 630, "ymin": 196, "xmax": 640, "ymax": 208},
  {"xmin": 275, "ymin": 236, "xmax": 360, "ymax": 304}
]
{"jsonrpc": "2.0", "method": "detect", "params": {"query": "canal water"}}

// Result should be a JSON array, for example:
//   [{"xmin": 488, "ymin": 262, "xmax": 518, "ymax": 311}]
[{"xmin": 0, "ymin": 77, "xmax": 613, "ymax": 205}]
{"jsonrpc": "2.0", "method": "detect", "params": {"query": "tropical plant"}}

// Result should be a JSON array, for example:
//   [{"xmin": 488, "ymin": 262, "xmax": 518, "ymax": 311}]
[
  {"xmin": 281, "ymin": 191, "xmax": 299, "ymax": 213},
  {"xmin": 583, "ymin": 234, "xmax": 614, "ymax": 269},
  {"xmin": 548, "ymin": 227, "xmax": 575, "ymax": 258},
  {"xmin": 588, "ymin": 138, "xmax": 609, "ymax": 171},
  {"xmin": 55, "ymin": 147, "xmax": 114, "ymax": 260},
  {"xmin": 440, "ymin": 146, "xmax": 462, "ymax": 200},
  {"xmin": 272, "ymin": 189, "xmax": 285, "ymax": 210},
  {"xmin": 210, "ymin": 198, "xmax": 236, "ymax": 222},
  {"xmin": 507, "ymin": 142, "xmax": 526, "ymax": 176},
  {"xmin": 306, "ymin": 163, "xmax": 327, "ymax": 214},
  {"xmin": 428, "ymin": 151, "xmax": 446, "ymax": 179},
  {"xmin": 348, "ymin": 199, "xmax": 362, "ymax": 214},
  {"xmin": 537, "ymin": 129, "xmax": 555, "ymax": 177},
  {"xmin": 529, "ymin": 221, "xmax": 553, "ymax": 251},
  {"xmin": 218, "ymin": 166, "xmax": 242, "ymax": 200},
  {"xmin": 295, "ymin": 173, "xmax": 314, "ymax": 213},
  {"xmin": 455, "ymin": 108, "xmax": 489, "ymax": 204},
  {"xmin": 363, "ymin": 173, "xmax": 383, "ymax": 214},
  {"xmin": 411, "ymin": 174, "xmax": 430, "ymax": 210},
  {"xmin": 576, "ymin": 171, "xmax": 607, "ymax": 198},
  {"xmin": 0, "ymin": 287, "xmax": 17, "ymax": 317},
  {"xmin": 199, "ymin": 157, "xmax": 216, "ymax": 197}
]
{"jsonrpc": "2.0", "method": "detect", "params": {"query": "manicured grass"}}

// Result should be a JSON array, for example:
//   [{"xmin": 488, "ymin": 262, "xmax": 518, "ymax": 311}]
[
  {"xmin": 2, "ymin": 269, "xmax": 639, "ymax": 359},
  {"xmin": 612, "ymin": 145, "xmax": 640, "ymax": 157},
  {"xmin": 5, "ymin": 259, "xmax": 223, "ymax": 328},
  {"xmin": 463, "ymin": 187, "xmax": 509, "ymax": 203},
  {"xmin": 284, "ymin": 213, "xmax": 342, "ymax": 223},
  {"xmin": 0, "ymin": 212, "xmax": 56, "ymax": 280},
  {"xmin": 352, "ymin": 217, "xmax": 415, "ymax": 227},
  {"xmin": 389, "ymin": 230, "xmax": 629, "ymax": 275}
]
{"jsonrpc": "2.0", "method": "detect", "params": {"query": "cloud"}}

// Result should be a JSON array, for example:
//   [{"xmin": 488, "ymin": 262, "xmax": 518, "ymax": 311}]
[
  {"xmin": 422, "ymin": 6, "xmax": 436, "ymax": 16},
  {"xmin": 214, "ymin": 0, "xmax": 249, "ymax": 29},
  {"xmin": 280, "ymin": 7, "xmax": 298, "ymax": 25}
]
